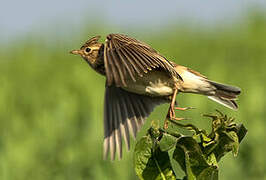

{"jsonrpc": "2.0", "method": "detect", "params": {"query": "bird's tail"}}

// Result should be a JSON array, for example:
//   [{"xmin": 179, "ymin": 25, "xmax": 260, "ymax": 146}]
[
  {"xmin": 173, "ymin": 65, "xmax": 241, "ymax": 110},
  {"xmin": 206, "ymin": 80, "xmax": 241, "ymax": 110}
]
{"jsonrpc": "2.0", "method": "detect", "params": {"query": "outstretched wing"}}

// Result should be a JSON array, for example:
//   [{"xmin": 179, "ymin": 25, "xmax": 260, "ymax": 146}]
[
  {"xmin": 104, "ymin": 33, "xmax": 182, "ymax": 87},
  {"xmin": 103, "ymin": 86, "xmax": 168, "ymax": 160}
]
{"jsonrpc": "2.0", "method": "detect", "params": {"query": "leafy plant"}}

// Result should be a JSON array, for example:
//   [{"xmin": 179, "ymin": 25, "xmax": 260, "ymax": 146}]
[{"xmin": 134, "ymin": 110, "xmax": 247, "ymax": 180}]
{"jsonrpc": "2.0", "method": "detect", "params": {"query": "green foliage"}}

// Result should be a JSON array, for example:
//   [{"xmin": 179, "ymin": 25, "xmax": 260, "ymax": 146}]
[
  {"xmin": 134, "ymin": 134, "xmax": 175, "ymax": 180},
  {"xmin": 134, "ymin": 111, "xmax": 247, "ymax": 180}
]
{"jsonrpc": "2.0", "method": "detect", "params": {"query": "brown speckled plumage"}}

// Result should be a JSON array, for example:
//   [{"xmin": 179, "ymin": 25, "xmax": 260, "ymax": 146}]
[{"xmin": 70, "ymin": 33, "xmax": 241, "ymax": 160}]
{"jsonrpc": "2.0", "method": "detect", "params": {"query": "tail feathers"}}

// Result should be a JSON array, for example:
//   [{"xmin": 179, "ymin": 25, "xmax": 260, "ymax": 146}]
[
  {"xmin": 208, "ymin": 96, "xmax": 238, "ymax": 110},
  {"xmin": 207, "ymin": 80, "xmax": 241, "ymax": 110},
  {"xmin": 208, "ymin": 80, "xmax": 241, "ymax": 98}
]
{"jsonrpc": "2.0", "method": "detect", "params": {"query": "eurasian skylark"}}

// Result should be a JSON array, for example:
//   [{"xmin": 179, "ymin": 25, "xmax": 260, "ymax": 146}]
[{"xmin": 70, "ymin": 34, "xmax": 241, "ymax": 160}]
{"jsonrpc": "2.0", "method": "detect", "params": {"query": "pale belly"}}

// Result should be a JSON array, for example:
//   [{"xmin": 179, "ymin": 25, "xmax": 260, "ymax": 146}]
[{"xmin": 122, "ymin": 70, "xmax": 176, "ymax": 97}]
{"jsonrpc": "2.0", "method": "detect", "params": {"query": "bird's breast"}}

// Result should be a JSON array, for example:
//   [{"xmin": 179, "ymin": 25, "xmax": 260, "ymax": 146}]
[{"xmin": 122, "ymin": 70, "xmax": 176, "ymax": 97}]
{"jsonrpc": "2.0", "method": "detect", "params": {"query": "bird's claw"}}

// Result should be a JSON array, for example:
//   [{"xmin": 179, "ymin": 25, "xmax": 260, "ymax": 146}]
[
  {"xmin": 175, "ymin": 107, "xmax": 196, "ymax": 111},
  {"xmin": 171, "ymin": 117, "xmax": 191, "ymax": 121}
]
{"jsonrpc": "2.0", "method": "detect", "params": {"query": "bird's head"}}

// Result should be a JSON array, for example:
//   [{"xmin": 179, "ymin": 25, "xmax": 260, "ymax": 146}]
[{"xmin": 70, "ymin": 36, "xmax": 104, "ymax": 68}]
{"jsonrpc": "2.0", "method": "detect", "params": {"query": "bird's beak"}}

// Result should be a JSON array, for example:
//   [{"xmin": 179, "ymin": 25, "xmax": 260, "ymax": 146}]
[{"xmin": 70, "ymin": 49, "xmax": 82, "ymax": 55}]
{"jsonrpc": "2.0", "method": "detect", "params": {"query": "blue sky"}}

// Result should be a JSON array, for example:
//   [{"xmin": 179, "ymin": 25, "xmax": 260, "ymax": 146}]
[{"xmin": 0, "ymin": 0, "xmax": 265, "ymax": 42}]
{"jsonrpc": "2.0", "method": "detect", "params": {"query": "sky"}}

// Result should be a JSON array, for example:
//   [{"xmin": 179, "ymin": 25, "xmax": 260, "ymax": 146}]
[{"xmin": 0, "ymin": 0, "xmax": 266, "ymax": 42}]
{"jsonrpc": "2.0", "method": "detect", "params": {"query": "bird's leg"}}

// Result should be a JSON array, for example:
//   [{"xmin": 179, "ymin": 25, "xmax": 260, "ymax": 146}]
[
  {"xmin": 164, "ymin": 89, "xmax": 195, "ymax": 129},
  {"xmin": 164, "ymin": 89, "xmax": 178, "ymax": 129},
  {"xmin": 169, "ymin": 88, "xmax": 178, "ymax": 119}
]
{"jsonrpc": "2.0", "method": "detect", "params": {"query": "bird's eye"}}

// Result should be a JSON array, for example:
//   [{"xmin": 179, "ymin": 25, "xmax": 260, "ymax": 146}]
[{"xmin": 85, "ymin": 47, "xmax": 91, "ymax": 53}]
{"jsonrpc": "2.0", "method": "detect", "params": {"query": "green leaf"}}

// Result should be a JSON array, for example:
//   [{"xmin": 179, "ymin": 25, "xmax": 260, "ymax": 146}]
[
  {"xmin": 173, "ymin": 136, "xmax": 218, "ymax": 180},
  {"xmin": 226, "ymin": 131, "xmax": 239, "ymax": 157},
  {"xmin": 204, "ymin": 111, "xmax": 248, "ymax": 161},
  {"xmin": 206, "ymin": 153, "xmax": 218, "ymax": 167},
  {"xmin": 235, "ymin": 124, "xmax": 248, "ymax": 143},
  {"xmin": 213, "ymin": 131, "xmax": 240, "ymax": 161},
  {"xmin": 159, "ymin": 133, "xmax": 178, "ymax": 152},
  {"xmin": 197, "ymin": 166, "xmax": 218, "ymax": 180},
  {"xmin": 134, "ymin": 134, "xmax": 176, "ymax": 180}
]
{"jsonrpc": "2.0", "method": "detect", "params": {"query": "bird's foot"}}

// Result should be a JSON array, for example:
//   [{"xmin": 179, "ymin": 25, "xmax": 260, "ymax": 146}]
[
  {"xmin": 164, "ymin": 106, "xmax": 194, "ymax": 129},
  {"xmin": 175, "ymin": 107, "xmax": 195, "ymax": 111},
  {"xmin": 171, "ymin": 117, "xmax": 191, "ymax": 121}
]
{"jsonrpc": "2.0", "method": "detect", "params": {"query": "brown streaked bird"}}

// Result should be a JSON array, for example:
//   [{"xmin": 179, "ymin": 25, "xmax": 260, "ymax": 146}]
[{"xmin": 70, "ymin": 33, "xmax": 241, "ymax": 160}]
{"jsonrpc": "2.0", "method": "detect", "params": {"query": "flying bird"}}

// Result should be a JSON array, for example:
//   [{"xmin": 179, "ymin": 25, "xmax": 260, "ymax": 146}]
[{"xmin": 70, "ymin": 34, "xmax": 241, "ymax": 160}]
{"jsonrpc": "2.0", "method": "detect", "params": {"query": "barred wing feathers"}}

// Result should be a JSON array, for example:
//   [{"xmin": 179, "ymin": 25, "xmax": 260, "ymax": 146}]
[
  {"xmin": 104, "ymin": 33, "xmax": 182, "ymax": 87},
  {"xmin": 103, "ymin": 86, "xmax": 168, "ymax": 160}
]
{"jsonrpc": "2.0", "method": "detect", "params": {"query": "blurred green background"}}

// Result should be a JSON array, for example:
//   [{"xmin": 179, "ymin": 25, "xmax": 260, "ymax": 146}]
[{"xmin": 0, "ymin": 9, "xmax": 266, "ymax": 180}]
